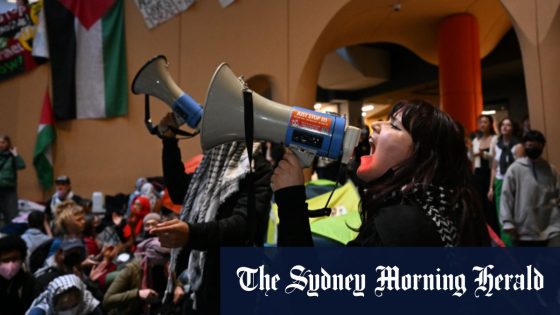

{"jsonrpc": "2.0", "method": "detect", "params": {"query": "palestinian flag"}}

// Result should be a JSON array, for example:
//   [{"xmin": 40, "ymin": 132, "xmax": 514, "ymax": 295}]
[
  {"xmin": 44, "ymin": 0, "xmax": 127, "ymax": 120},
  {"xmin": 33, "ymin": 88, "xmax": 56, "ymax": 190}
]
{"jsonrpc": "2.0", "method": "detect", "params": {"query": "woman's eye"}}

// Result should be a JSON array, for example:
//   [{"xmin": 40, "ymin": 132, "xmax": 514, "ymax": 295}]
[{"xmin": 390, "ymin": 123, "xmax": 401, "ymax": 130}]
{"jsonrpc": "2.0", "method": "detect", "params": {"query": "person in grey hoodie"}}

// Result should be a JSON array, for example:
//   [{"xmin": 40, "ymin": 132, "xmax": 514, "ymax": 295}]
[{"xmin": 500, "ymin": 130, "xmax": 560, "ymax": 246}]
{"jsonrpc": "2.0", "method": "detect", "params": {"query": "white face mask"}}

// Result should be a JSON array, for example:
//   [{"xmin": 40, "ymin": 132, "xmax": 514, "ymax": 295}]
[{"xmin": 57, "ymin": 304, "xmax": 81, "ymax": 315}]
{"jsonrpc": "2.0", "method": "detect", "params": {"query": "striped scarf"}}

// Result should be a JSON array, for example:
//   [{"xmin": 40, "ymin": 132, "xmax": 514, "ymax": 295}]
[
  {"xmin": 26, "ymin": 274, "xmax": 99, "ymax": 315},
  {"xmin": 167, "ymin": 141, "xmax": 256, "ymax": 309}
]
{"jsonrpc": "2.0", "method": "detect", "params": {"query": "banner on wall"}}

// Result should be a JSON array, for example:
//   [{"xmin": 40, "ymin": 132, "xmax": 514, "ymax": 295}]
[
  {"xmin": 0, "ymin": 2, "xmax": 43, "ymax": 81},
  {"xmin": 134, "ymin": 0, "xmax": 195, "ymax": 29}
]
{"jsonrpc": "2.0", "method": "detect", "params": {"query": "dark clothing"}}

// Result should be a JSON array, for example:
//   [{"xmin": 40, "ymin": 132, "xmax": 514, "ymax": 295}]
[
  {"xmin": 0, "ymin": 270, "xmax": 35, "ymax": 315},
  {"xmin": 276, "ymin": 185, "xmax": 445, "ymax": 246},
  {"xmin": 0, "ymin": 151, "xmax": 25, "ymax": 224},
  {"xmin": 473, "ymin": 148, "xmax": 500, "ymax": 235},
  {"xmin": 162, "ymin": 138, "xmax": 273, "ymax": 315}
]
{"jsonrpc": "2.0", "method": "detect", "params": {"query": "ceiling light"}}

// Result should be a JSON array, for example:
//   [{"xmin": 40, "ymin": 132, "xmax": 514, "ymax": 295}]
[
  {"xmin": 361, "ymin": 112, "xmax": 367, "ymax": 117},
  {"xmin": 361, "ymin": 104, "xmax": 375, "ymax": 112},
  {"xmin": 482, "ymin": 110, "xmax": 496, "ymax": 115}
]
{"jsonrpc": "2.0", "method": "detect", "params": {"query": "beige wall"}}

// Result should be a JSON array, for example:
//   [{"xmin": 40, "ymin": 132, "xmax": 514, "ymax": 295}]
[{"xmin": 0, "ymin": 0, "xmax": 553, "ymax": 202}]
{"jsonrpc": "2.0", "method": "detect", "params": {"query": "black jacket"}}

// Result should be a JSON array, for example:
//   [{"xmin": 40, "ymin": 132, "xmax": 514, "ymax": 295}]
[
  {"xmin": 162, "ymin": 138, "xmax": 273, "ymax": 314},
  {"xmin": 275, "ymin": 185, "xmax": 443, "ymax": 246},
  {"xmin": 0, "ymin": 270, "xmax": 35, "ymax": 315}
]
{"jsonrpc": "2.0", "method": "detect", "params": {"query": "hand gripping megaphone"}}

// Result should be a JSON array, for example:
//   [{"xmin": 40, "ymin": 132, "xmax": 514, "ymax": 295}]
[
  {"xmin": 131, "ymin": 55, "xmax": 203, "ymax": 137},
  {"xmin": 201, "ymin": 63, "xmax": 360, "ymax": 167}
]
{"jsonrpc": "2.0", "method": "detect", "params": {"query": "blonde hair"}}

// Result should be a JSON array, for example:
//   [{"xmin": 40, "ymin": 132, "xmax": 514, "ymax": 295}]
[{"xmin": 55, "ymin": 201, "xmax": 84, "ymax": 234}]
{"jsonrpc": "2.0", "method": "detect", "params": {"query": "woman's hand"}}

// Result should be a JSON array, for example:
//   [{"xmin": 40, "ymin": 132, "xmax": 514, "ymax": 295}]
[
  {"xmin": 271, "ymin": 149, "xmax": 304, "ymax": 192},
  {"xmin": 487, "ymin": 187, "xmax": 494, "ymax": 202},
  {"xmin": 138, "ymin": 289, "xmax": 158, "ymax": 301},
  {"xmin": 89, "ymin": 260, "xmax": 108, "ymax": 282},
  {"xmin": 173, "ymin": 285, "xmax": 185, "ymax": 304},
  {"xmin": 9, "ymin": 147, "xmax": 18, "ymax": 156},
  {"xmin": 150, "ymin": 219, "xmax": 190, "ymax": 248},
  {"xmin": 158, "ymin": 112, "xmax": 179, "ymax": 138}
]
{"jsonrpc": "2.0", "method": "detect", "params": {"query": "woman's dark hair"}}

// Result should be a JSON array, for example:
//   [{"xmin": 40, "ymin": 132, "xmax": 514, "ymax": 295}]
[
  {"xmin": 478, "ymin": 115, "xmax": 496, "ymax": 136},
  {"xmin": 0, "ymin": 235, "xmax": 27, "ymax": 259},
  {"xmin": 28, "ymin": 210, "xmax": 46, "ymax": 230},
  {"xmin": 361, "ymin": 100, "xmax": 489, "ymax": 246}
]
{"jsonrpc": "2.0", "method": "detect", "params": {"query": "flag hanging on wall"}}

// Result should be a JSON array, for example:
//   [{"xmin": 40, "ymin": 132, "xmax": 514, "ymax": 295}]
[
  {"xmin": 33, "ymin": 87, "xmax": 56, "ymax": 190},
  {"xmin": 44, "ymin": 0, "xmax": 127, "ymax": 120}
]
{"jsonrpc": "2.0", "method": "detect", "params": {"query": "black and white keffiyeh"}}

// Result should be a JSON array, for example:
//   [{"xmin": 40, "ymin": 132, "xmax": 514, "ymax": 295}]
[
  {"xmin": 407, "ymin": 184, "xmax": 459, "ymax": 247},
  {"xmin": 26, "ymin": 274, "xmax": 99, "ymax": 315},
  {"xmin": 167, "ymin": 141, "xmax": 257, "ymax": 308}
]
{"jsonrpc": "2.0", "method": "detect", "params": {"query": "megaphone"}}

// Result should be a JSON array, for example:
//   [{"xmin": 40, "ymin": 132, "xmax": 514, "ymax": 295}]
[
  {"xmin": 201, "ymin": 63, "xmax": 360, "ymax": 167},
  {"xmin": 132, "ymin": 55, "xmax": 203, "ymax": 134}
]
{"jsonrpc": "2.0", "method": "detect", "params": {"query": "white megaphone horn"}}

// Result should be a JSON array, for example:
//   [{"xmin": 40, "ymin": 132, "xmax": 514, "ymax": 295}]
[
  {"xmin": 131, "ymin": 55, "xmax": 203, "ymax": 135},
  {"xmin": 201, "ymin": 63, "xmax": 360, "ymax": 167}
]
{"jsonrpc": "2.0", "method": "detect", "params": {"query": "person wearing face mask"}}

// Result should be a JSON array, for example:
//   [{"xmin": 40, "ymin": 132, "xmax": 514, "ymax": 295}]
[
  {"xmin": 272, "ymin": 100, "xmax": 490, "ymax": 247},
  {"xmin": 103, "ymin": 237, "xmax": 183, "ymax": 315},
  {"xmin": 26, "ymin": 274, "xmax": 102, "ymax": 315},
  {"xmin": 0, "ymin": 235, "xmax": 36, "ymax": 315},
  {"xmin": 500, "ymin": 130, "xmax": 560, "ymax": 246}
]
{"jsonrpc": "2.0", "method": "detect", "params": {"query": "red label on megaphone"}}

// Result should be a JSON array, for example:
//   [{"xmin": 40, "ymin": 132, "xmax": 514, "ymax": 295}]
[{"xmin": 289, "ymin": 110, "xmax": 333, "ymax": 136}]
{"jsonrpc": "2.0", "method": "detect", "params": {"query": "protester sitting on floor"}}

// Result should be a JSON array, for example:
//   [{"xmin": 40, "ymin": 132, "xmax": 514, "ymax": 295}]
[
  {"xmin": 26, "ymin": 274, "xmax": 102, "ymax": 315},
  {"xmin": 0, "ymin": 235, "xmax": 36, "ymax": 315},
  {"xmin": 103, "ymin": 237, "xmax": 183, "ymax": 315},
  {"xmin": 45, "ymin": 176, "xmax": 84, "ymax": 223},
  {"xmin": 21, "ymin": 210, "xmax": 52, "ymax": 259}
]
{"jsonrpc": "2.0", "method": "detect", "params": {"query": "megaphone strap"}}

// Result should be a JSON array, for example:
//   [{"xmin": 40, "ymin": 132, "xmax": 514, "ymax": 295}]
[{"xmin": 243, "ymin": 88, "xmax": 256, "ymax": 245}]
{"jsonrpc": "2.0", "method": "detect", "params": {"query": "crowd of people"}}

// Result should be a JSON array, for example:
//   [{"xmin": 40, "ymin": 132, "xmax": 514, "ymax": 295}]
[{"xmin": 0, "ymin": 100, "xmax": 558, "ymax": 314}]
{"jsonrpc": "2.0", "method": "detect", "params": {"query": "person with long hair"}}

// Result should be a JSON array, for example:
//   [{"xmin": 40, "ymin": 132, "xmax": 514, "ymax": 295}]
[
  {"xmin": 488, "ymin": 117, "xmax": 523, "ymax": 246},
  {"xmin": 471, "ymin": 115, "xmax": 499, "ymax": 237},
  {"xmin": 272, "ymin": 100, "xmax": 490, "ymax": 246}
]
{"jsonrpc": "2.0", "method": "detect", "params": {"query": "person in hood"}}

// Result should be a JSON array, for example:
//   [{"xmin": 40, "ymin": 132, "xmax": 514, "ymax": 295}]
[
  {"xmin": 26, "ymin": 274, "xmax": 101, "ymax": 315},
  {"xmin": 0, "ymin": 235, "xmax": 35, "ymax": 315},
  {"xmin": 500, "ymin": 130, "xmax": 560, "ymax": 246},
  {"xmin": 103, "ymin": 237, "xmax": 182, "ymax": 315}
]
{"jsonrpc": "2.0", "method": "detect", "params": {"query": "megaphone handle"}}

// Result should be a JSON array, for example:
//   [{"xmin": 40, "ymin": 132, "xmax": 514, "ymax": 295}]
[
  {"xmin": 144, "ymin": 95, "xmax": 160, "ymax": 136},
  {"xmin": 291, "ymin": 149, "xmax": 315, "ymax": 168}
]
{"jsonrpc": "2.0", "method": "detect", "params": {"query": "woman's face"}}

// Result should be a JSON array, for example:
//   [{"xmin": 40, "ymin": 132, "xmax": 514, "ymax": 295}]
[
  {"xmin": 65, "ymin": 214, "xmax": 85, "ymax": 235},
  {"xmin": 356, "ymin": 112, "xmax": 413, "ymax": 182},
  {"xmin": 54, "ymin": 288, "xmax": 82, "ymax": 315},
  {"xmin": 478, "ymin": 117, "xmax": 491, "ymax": 134},
  {"xmin": 500, "ymin": 119, "xmax": 513, "ymax": 136}
]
